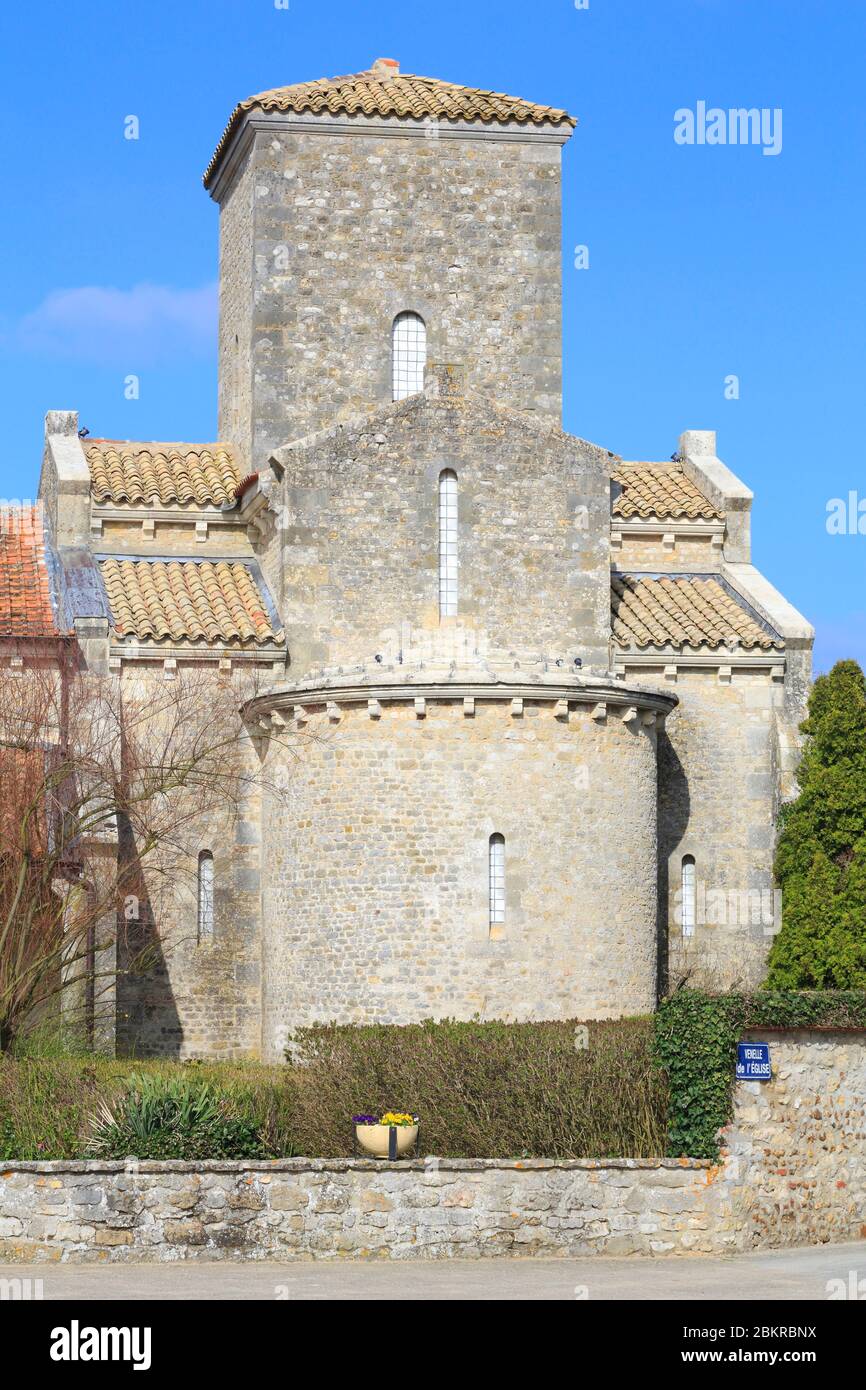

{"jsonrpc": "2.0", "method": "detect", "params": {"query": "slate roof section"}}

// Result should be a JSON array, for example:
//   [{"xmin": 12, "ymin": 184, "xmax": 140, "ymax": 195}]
[
  {"xmin": 204, "ymin": 62, "xmax": 576, "ymax": 187},
  {"xmin": 86, "ymin": 441, "xmax": 243, "ymax": 508},
  {"xmin": 0, "ymin": 504, "xmax": 66, "ymax": 638},
  {"xmin": 99, "ymin": 558, "xmax": 284, "ymax": 646},
  {"xmin": 611, "ymin": 574, "xmax": 783, "ymax": 652},
  {"xmin": 611, "ymin": 464, "xmax": 722, "ymax": 521}
]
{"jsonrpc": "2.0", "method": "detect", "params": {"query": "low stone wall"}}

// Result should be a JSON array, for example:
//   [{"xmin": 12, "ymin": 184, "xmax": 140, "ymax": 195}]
[
  {"xmin": 1, "ymin": 1030, "xmax": 863, "ymax": 1262},
  {"xmin": 0, "ymin": 1158, "xmax": 729, "ymax": 1263}
]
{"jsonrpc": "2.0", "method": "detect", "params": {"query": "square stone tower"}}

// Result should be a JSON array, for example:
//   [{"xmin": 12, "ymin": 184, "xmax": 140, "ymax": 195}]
[{"xmin": 205, "ymin": 59, "xmax": 576, "ymax": 466}]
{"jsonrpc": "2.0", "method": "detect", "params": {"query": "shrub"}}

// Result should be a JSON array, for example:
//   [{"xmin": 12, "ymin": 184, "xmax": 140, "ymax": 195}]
[
  {"xmin": 768, "ymin": 659, "xmax": 866, "ymax": 987},
  {"xmin": 0, "ymin": 1057, "xmax": 295, "ymax": 1160},
  {"xmin": 0, "ymin": 1057, "xmax": 106, "ymax": 1160},
  {"xmin": 287, "ymin": 1016, "xmax": 667, "ymax": 1159},
  {"xmin": 86, "ymin": 1073, "xmax": 269, "ymax": 1160},
  {"xmin": 0, "ymin": 1016, "xmax": 668, "ymax": 1161},
  {"xmin": 653, "ymin": 990, "xmax": 741, "ymax": 1160}
]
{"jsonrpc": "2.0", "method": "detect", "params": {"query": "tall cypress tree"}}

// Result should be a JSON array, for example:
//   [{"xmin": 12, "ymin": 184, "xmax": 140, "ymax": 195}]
[{"xmin": 767, "ymin": 660, "xmax": 866, "ymax": 987}]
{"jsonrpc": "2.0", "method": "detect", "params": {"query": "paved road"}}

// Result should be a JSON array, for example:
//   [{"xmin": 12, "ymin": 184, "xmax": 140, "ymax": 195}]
[{"xmin": 2, "ymin": 1241, "xmax": 864, "ymax": 1300}]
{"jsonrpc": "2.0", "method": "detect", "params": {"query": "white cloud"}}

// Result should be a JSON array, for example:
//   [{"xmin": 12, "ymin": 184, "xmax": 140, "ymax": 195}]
[{"xmin": 12, "ymin": 281, "xmax": 218, "ymax": 366}]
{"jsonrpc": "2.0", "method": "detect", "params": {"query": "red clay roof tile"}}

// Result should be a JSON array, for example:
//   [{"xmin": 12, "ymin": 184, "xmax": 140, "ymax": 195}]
[{"xmin": 0, "ymin": 504, "xmax": 64, "ymax": 638}]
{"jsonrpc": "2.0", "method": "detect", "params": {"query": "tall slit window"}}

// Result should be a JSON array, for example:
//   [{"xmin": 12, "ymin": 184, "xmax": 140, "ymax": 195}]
[
  {"xmin": 489, "ymin": 834, "xmax": 506, "ymax": 935},
  {"xmin": 198, "ymin": 851, "xmax": 214, "ymax": 943},
  {"xmin": 392, "ymin": 311, "xmax": 426, "ymax": 400},
  {"xmin": 681, "ymin": 855, "xmax": 696, "ymax": 938},
  {"xmin": 439, "ymin": 469, "xmax": 458, "ymax": 618}
]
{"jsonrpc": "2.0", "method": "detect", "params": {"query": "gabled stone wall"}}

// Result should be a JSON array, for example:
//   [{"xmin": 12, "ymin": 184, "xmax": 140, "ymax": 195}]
[{"xmin": 270, "ymin": 392, "xmax": 614, "ymax": 676}]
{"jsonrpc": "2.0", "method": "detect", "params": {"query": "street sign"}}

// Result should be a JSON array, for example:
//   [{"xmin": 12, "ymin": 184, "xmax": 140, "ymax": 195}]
[{"xmin": 736, "ymin": 1042, "xmax": 771, "ymax": 1080}]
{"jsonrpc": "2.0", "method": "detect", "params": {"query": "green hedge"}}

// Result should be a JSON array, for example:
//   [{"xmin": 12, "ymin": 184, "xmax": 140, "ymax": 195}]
[
  {"xmin": 654, "ymin": 989, "xmax": 866, "ymax": 1160},
  {"xmin": 6, "ymin": 999, "xmax": 859, "ymax": 1163},
  {"xmin": 287, "ymin": 1017, "xmax": 667, "ymax": 1158},
  {"xmin": 0, "ymin": 1016, "xmax": 666, "ymax": 1160}
]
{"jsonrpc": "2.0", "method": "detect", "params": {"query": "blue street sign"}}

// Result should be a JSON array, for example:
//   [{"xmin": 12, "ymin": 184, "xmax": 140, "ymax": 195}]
[{"xmin": 737, "ymin": 1042, "xmax": 771, "ymax": 1080}]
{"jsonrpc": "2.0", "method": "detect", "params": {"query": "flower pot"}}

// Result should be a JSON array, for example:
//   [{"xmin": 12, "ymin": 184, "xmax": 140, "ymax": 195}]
[{"xmin": 354, "ymin": 1123, "xmax": 418, "ymax": 1158}]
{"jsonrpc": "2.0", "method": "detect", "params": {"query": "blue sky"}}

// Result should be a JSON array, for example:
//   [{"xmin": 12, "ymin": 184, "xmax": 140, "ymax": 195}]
[{"xmin": 1, "ymin": 0, "xmax": 863, "ymax": 672}]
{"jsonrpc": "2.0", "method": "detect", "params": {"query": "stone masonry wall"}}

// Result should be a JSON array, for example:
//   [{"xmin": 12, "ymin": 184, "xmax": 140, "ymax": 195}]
[
  {"xmin": 646, "ymin": 667, "xmax": 788, "ymax": 993},
  {"xmin": 613, "ymin": 534, "xmax": 722, "ymax": 570},
  {"xmin": 216, "ymin": 142, "xmax": 255, "ymax": 472},
  {"xmin": 112, "ymin": 668, "xmax": 264, "ymax": 1060},
  {"xmin": 215, "ymin": 126, "xmax": 565, "ymax": 467},
  {"xmin": 95, "ymin": 517, "xmax": 256, "ymax": 560},
  {"xmin": 722, "ymin": 1031, "xmax": 866, "ymax": 1250},
  {"xmin": 260, "ymin": 696, "xmax": 661, "ymax": 1056},
  {"xmin": 0, "ymin": 1159, "xmax": 726, "ymax": 1263}
]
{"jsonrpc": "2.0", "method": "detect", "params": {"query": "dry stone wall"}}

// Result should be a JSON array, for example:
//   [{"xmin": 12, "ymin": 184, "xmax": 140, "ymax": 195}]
[{"xmin": 0, "ymin": 1158, "xmax": 729, "ymax": 1262}]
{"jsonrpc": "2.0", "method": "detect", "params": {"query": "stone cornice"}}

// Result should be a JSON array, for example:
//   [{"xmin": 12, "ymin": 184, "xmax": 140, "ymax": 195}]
[
  {"xmin": 611, "ymin": 518, "xmax": 726, "ymax": 537},
  {"xmin": 244, "ymin": 672, "xmax": 678, "ymax": 726},
  {"xmin": 0, "ymin": 1157, "xmax": 711, "ymax": 1174},
  {"xmin": 91, "ymin": 504, "xmax": 240, "ymax": 524},
  {"xmin": 209, "ymin": 110, "xmax": 570, "ymax": 202},
  {"xmin": 614, "ymin": 649, "xmax": 786, "ymax": 680},
  {"xmin": 109, "ymin": 642, "xmax": 287, "ymax": 668}
]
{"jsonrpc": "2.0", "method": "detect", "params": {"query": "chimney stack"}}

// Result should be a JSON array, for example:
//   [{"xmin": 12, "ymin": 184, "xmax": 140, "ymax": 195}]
[{"xmin": 370, "ymin": 58, "xmax": 400, "ymax": 78}]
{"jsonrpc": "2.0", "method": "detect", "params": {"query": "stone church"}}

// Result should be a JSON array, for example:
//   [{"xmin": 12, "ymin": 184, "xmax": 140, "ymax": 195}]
[{"xmin": 8, "ymin": 60, "xmax": 812, "ymax": 1057}]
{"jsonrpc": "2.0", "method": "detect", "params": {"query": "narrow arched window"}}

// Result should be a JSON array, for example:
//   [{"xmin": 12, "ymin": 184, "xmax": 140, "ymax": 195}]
[
  {"xmin": 197, "ymin": 851, "xmax": 214, "ymax": 942},
  {"xmin": 681, "ymin": 855, "xmax": 696, "ymax": 937},
  {"xmin": 489, "ymin": 834, "xmax": 506, "ymax": 936},
  {"xmin": 392, "ymin": 311, "xmax": 426, "ymax": 400},
  {"xmin": 439, "ymin": 469, "xmax": 458, "ymax": 618}
]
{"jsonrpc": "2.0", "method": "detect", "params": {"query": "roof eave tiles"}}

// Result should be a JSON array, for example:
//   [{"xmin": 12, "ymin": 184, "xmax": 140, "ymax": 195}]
[{"xmin": 204, "ymin": 67, "xmax": 577, "ymax": 188}]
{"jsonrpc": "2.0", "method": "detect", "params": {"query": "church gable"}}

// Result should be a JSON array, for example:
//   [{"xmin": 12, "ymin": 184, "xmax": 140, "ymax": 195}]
[
  {"xmin": 272, "ymin": 385, "xmax": 613, "ymax": 676},
  {"xmin": 273, "ymin": 379, "xmax": 612, "ymax": 466}
]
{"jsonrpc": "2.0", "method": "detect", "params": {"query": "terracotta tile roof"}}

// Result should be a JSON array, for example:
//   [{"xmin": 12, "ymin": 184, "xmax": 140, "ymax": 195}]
[
  {"xmin": 0, "ymin": 504, "xmax": 64, "ymax": 638},
  {"xmin": 611, "ymin": 464, "xmax": 722, "ymax": 521},
  {"xmin": 86, "ymin": 441, "xmax": 243, "ymax": 507},
  {"xmin": 99, "ymin": 558, "xmax": 283, "ymax": 646},
  {"xmin": 611, "ymin": 575, "xmax": 782, "ymax": 651},
  {"xmin": 204, "ymin": 61, "xmax": 576, "ymax": 187}
]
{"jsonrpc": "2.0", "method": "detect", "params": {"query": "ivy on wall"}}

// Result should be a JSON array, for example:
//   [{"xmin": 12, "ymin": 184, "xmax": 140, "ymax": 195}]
[{"xmin": 653, "ymin": 989, "xmax": 866, "ymax": 1160}]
